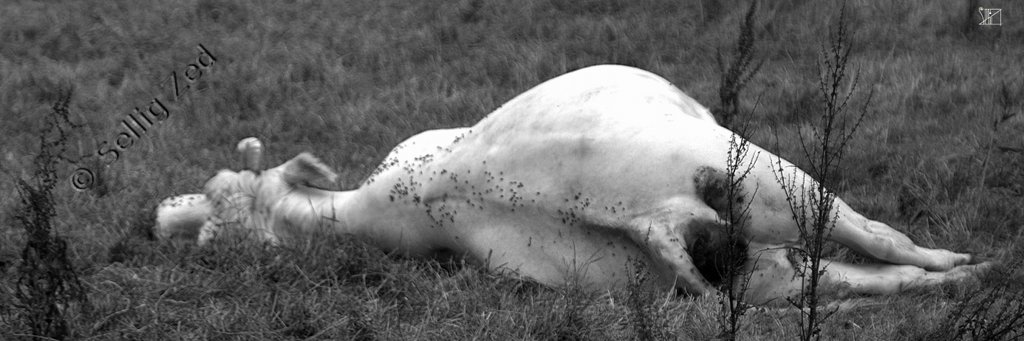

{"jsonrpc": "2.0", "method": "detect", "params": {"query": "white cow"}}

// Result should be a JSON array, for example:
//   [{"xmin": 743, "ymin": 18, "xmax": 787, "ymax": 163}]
[{"xmin": 154, "ymin": 64, "xmax": 987, "ymax": 304}]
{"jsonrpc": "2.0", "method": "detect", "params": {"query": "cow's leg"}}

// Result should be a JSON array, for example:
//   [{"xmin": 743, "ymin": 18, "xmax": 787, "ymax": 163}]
[
  {"xmin": 742, "ymin": 247, "xmax": 991, "ymax": 305},
  {"xmin": 821, "ymin": 260, "xmax": 990, "ymax": 295},
  {"xmin": 628, "ymin": 198, "xmax": 724, "ymax": 296},
  {"xmin": 829, "ymin": 198, "xmax": 973, "ymax": 271}
]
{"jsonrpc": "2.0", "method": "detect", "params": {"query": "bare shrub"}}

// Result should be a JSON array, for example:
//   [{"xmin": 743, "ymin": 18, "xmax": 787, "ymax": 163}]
[
  {"xmin": 8, "ymin": 90, "xmax": 88, "ymax": 340},
  {"xmin": 716, "ymin": 130, "xmax": 760, "ymax": 340},
  {"xmin": 712, "ymin": 3, "xmax": 765, "ymax": 338},
  {"xmin": 715, "ymin": 0, "xmax": 764, "ymax": 130},
  {"xmin": 770, "ymin": 3, "xmax": 870, "ymax": 340}
]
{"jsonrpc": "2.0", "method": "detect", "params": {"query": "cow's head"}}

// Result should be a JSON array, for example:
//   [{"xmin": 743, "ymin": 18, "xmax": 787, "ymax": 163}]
[{"xmin": 155, "ymin": 137, "xmax": 338, "ymax": 245}]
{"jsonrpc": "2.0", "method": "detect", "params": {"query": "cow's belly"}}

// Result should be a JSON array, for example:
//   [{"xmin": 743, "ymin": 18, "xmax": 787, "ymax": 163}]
[{"xmin": 429, "ymin": 200, "xmax": 674, "ymax": 290}]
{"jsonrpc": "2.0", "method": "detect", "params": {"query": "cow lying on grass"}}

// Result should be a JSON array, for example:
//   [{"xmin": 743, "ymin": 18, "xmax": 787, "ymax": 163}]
[{"xmin": 154, "ymin": 64, "xmax": 988, "ymax": 305}]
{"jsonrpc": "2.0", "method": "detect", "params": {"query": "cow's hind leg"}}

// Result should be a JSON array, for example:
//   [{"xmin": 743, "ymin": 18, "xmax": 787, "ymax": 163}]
[
  {"xmin": 829, "ymin": 199, "xmax": 973, "ymax": 271},
  {"xmin": 628, "ymin": 197, "xmax": 731, "ymax": 296}
]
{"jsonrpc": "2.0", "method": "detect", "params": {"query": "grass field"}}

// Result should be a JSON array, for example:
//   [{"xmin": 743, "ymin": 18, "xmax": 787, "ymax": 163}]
[{"xmin": 2, "ymin": 0, "xmax": 1023, "ymax": 339}]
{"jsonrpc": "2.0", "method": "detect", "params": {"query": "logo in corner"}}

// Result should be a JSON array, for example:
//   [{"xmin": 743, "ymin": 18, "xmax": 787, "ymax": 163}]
[{"xmin": 979, "ymin": 7, "xmax": 1002, "ymax": 26}]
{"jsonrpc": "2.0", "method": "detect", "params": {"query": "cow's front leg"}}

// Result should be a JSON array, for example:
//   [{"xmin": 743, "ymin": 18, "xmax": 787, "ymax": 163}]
[
  {"xmin": 820, "ymin": 260, "xmax": 992, "ymax": 296},
  {"xmin": 741, "ymin": 247, "xmax": 992, "ymax": 305}
]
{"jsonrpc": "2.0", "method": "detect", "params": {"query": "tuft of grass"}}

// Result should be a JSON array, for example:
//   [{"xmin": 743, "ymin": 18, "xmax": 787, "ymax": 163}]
[
  {"xmin": 624, "ymin": 258, "xmax": 673, "ymax": 341},
  {"xmin": 978, "ymin": 81, "xmax": 1021, "ymax": 191},
  {"xmin": 928, "ymin": 262, "xmax": 1024, "ymax": 340},
  {"xmin": 915, "ymin": 238, "xmax": 1024, "ymax": 340},
  {"xmin": 529, "ymin": 274, "xmax": 604, "ymax": 340}
]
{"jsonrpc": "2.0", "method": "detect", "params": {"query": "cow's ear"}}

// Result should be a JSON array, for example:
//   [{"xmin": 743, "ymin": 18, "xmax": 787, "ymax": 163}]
[{"xmin": 281, "ymin": 153, "xmax": 338, "ymax": 186}]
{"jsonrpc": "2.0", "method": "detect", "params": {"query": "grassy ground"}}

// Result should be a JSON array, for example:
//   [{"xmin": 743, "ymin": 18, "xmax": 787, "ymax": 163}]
[{"xmin": 1, "ymin": 0, "xmax": 1023, "ymax": 339}]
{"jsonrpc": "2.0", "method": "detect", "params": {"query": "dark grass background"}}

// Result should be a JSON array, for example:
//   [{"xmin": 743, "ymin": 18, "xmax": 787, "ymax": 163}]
[{"xmin": 1, "ymin": 0, "xmax": 1023, "ymax": 339}]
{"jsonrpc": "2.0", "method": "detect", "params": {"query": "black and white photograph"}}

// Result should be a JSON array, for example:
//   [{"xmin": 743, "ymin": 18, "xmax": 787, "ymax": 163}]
[{"xmin": 1, "ymin": 0, "xmax": 1021, "ymax": 339}]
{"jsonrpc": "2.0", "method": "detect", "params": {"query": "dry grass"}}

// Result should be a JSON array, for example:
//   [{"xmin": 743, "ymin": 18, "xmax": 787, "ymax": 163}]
[{"xmin": 1, "ymin": 0, "xmax": 1022, "ymax": 339}]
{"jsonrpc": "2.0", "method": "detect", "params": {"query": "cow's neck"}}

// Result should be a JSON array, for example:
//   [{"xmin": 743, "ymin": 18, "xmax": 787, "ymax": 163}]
[{"xmin": 273, "ymin": 186, "xmax": 375, "ymax": 237}]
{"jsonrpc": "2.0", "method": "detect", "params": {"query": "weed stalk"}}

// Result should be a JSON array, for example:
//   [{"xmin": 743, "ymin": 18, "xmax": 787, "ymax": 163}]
[
  {"xmin": 715, "ymin": 0, "xmax": 764, "ymax": 131},
  {"xmin": 770, "ymin": 3, "xmax": 869, "ymax": 340},
  {"xmin": 716, "ymin": 128, "xmax": 760, "ymax": 340},
  {"xmin": 10, "ymin": 90, "xmax": 88, "ymax": 340}
]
